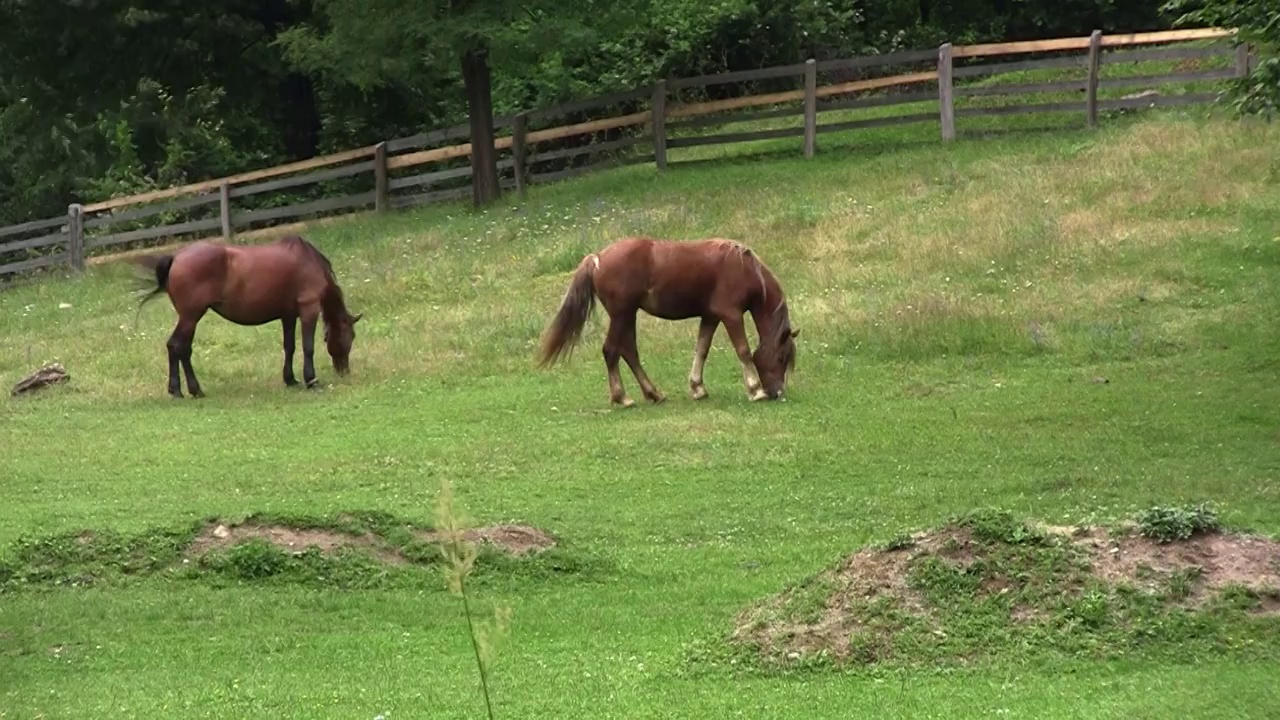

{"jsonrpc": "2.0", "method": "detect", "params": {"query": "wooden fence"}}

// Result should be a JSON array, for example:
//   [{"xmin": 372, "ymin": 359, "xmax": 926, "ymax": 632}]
[{"xmin": 0, "ymin": 26, "xmax": 1249, "ymax": 282}]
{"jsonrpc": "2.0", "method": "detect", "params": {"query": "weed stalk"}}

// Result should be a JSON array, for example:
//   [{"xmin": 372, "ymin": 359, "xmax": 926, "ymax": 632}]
[{"xmin": 436, "ymin": 477, "xmax": 508, "ymax": 720}]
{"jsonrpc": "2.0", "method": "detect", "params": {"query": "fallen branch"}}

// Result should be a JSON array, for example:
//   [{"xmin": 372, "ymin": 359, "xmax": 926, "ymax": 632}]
[{"xmin": 11, "ymin": 362, "xmax": 69, "ymax": 396}]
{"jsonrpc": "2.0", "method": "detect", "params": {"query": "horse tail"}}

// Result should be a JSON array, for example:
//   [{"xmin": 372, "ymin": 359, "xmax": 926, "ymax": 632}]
[
  {"xmin": 132, "ymin": 253, "xmax": 175, "ymax": 310},
  {"xmin": 539, "ymin": 254, "xmax": 599, "ymax": 367}
]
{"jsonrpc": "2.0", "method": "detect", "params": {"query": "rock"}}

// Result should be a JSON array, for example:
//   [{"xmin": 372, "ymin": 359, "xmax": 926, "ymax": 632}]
[
  {"xmin": 10, "ymin": 363, "xmax": 69, "ymax": 396},
  {"xmin": 212, "ymin": 525, "xmax": 231, "ymax": 539}
]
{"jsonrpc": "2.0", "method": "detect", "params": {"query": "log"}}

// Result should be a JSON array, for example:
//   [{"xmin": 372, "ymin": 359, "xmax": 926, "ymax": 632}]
[{"xmin": 11, "ymin": 363, "xmax": 69, "ymax": 396}]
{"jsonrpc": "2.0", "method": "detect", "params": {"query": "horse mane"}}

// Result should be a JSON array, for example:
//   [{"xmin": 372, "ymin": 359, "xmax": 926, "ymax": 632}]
[
  {"xmin": 280, "ymin": 235, "xmax": 347, "ymax": 322},
  {"xmin": 711, "ymin": 238, "xmax": 771, "ymax": 305},
  {"xmin": 715, "ymin": 238, "xmax": 794, "ymax": 372},
  {"xmin": 770, "ymin": 301, "xmax": 797, "ymax": 372}
]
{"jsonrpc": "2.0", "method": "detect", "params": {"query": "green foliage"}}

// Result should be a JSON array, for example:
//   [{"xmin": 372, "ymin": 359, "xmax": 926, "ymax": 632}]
[
  {"xmin": 1163, "ymin": 0, "xmax": 1280, "ymax": 119},
  {"xmin": 1135, "ymin": 503, "xmax": 1222, "ymax": 543},
  {"xmin": 203, "ymin": 538, "xmax": 290, "ymax": 580},
  {"xmin": 0, "ymin": 525, "xmax": 199, "ymax": 589},
  {"xmin": 956, "ymin": 508, "xmax": 1049, "ymax": 546}
]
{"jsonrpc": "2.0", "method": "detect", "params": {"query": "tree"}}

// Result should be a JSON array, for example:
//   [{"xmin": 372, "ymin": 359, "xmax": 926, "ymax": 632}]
[
  {"xmin": 1162, "ymin": 0, "xmax": 1280, "ymax": 119},
  {"xmin": 0, "ymin": 0, "xmax": 319, "ymax": 221},
  {"xmin": 278, "ymin": 0, "xmax": 638, "ymax": 208}
]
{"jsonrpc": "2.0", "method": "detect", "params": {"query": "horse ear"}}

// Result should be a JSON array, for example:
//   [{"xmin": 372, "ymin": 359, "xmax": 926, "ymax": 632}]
[
  {"xmin": 351, "ymin": 313, "xmax": 363, "ymax": 324},
  {"xmin": 790, "ymin": 328, "xmax": 800, "ymax": 339}
]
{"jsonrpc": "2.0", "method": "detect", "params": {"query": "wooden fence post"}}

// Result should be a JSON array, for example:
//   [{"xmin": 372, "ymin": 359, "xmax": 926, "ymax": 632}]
[
  {"xmin": 512, "ymin": 113, "xmax": 528, "ymax": 199},
  {"xmin": 1235, "ymin": 42, "xmax": 1252, "ymax": 77},
  {"xmin": 1086, "ymin": 30, "xmax": 1103, "ymax": 127},
  {"xmin": 803, "ymin": 59, "xmax": 817, "ymax": 158},
  {"xmin": 66, "ymin": 203, "xmax": 84, "ymax": 272},
  {"xmin": 937, "ymin": 43, "xmax": 955, "ymax": 142},
  {"xmin": 652, "ymin": 80, "xmax": 668, "ymax": 171},
  {"xmin": 374, "ymin": 142, "xmax": 389, "ymax": 212},
  {"xmin": 219, "ymin": 180, "xmax": 233, "ymax": 241}
]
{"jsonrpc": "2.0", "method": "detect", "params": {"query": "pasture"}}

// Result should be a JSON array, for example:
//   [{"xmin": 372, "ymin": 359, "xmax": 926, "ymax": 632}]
[{"xmin": 2, "ymin": 111, "xmax": 1280, "ymax": 718}]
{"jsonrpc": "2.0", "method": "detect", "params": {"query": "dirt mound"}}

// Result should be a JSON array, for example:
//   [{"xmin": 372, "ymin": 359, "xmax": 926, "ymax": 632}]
[
  {"xmin": 731, "ymin": 519, "xmax": 1280, "ymax": 667},
  {"xmin": 188, "ymin": 520, "xmax": 556, "ymax": 564}
]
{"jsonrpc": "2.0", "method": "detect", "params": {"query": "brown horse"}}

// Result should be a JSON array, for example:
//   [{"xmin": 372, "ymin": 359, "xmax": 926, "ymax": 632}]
[
  {"xmin": 539, "ymin": 236, "xmax": 798, "ymax": 406},
  {"xmin": 133, "ymin": 235, "xmax": 362, "ymax": 398}
]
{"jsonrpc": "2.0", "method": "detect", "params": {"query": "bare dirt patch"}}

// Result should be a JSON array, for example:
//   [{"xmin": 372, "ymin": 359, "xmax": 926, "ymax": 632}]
[
  {"xmin": 1071, "ymin": 526, "xmax": 1280, "ymax": 603},
  {"xmin": 187, "ymin": 520, "xmax": 557, "ymax": 564},
  {"xmin": 416, "ymin": 525, "xmax": 557, "ymax": 557},
  {"xmin": 188, "ymin": 520, "xmax": 407, "ymax": 565}
]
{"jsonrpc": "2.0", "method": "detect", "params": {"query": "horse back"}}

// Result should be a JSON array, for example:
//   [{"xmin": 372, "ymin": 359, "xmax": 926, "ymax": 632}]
[
  {"xmin": 597, "ymin": 237, "xmax": 765, "ymax": 317},
  {"xmin": 168, "ymin": 238, "xmax": 325, "ymax": 322}
]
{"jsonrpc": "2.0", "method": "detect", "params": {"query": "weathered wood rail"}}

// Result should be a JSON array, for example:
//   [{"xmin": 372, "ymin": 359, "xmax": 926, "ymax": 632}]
[{"xmin": 0, "ymin": 26, "xmax": 1247, "ymax": 281}]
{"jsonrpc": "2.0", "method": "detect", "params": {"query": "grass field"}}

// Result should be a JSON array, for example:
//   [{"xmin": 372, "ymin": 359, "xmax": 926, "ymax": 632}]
[{"xmin": 3, "ymin": 106, "xmax": 1280, "ymax": 718}]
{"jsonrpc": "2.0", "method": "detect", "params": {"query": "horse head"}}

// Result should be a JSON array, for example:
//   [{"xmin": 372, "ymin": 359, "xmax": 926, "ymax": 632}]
[
  {"xmin": 752, "ymin": 303, "xmax": 798, "ymax": 399},
  {"xmin": 324, "ymin": 312, "xmax": 362, "ymax": 374}
]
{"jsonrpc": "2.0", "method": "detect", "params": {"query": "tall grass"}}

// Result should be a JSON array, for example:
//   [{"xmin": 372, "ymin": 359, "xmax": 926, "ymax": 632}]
[{"xmin": 436, "ymin": 478, "xmax": 512, "ymax": 720}]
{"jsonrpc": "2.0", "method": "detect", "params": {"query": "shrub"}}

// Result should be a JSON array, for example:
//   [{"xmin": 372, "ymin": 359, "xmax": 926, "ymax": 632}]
[{"xmin": 1135, "ymin": 503, "xmax": 1221, "ymax": 543}]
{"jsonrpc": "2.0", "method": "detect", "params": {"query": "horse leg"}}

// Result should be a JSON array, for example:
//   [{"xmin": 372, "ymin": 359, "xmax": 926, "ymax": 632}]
[
  {"xmin": 618, "ymin": 315, "xmax": 665, "ymax": 404},
  {"xmin": 165, "ymin": 324, "xmax": 183, "ymax": 398},
  {"xmin": 721, "ymin": 314, "xmax": 768, "ymax": 402},
  {"xmin": 688, "ymin": 317, "xmax": 718, "ymax": 400},
  {"xmin": 281, "ymin": 316, "xmax": 298, "ymax": 387},
  {"xmin": 300, "ymin": 310, "xmax": 320, "ymax": 389},
  {"xmin": 170, "ymin": 311, "xmax": 206, "ymax": 399},
  {"xmin": 602, "ymin": 314, "xmax": 634, "ymax": 408}
]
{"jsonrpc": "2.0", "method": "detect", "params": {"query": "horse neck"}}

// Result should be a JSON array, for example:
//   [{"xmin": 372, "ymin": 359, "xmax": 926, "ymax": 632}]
[
  {"xmin": 320, "ymin": 281, "xmax": 347, "ymax": 325},
  {"xmin": 747, "ymin": 270, "xmax": 784, "ymax": 336}
]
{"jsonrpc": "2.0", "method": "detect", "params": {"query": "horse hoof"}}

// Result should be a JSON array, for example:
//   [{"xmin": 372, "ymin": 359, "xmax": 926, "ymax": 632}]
[
  {"xmin": 647, "ymin": 393, "xmax": 666, "ymax": 404},
  {"xmin": 690, "ymin": 385, "xmax": 708, "ymax": 400},
  {"xmin": 190, "ymin": 391, "xmax": 205, "ymax": 399},
  {"xmin": 614, "ymin": 397, "xmax": 636, "ymax": 409},
  {"xmin": 748, "ymin": 390, "xmax": 768, "ymax": 402}
]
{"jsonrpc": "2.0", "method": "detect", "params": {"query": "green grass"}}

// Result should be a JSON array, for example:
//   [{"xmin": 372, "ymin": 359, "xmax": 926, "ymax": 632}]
[{"xmin": 3, "ymin": 107, "xmax": 1280, "ymax": 718}]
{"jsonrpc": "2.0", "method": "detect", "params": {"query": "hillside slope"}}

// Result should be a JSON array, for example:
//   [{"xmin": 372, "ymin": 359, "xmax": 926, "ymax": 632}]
[{"xmin": 2, "ymin": 112, "xmax": 1279, "ymax": 718}]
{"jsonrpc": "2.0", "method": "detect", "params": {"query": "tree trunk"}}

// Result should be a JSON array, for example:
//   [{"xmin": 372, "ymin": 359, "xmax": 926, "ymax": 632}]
[
  {"xmin": 259, "ymin": 0, "xmax": 321, "ymax": 160},
  {"xmin": 279, "ymin": 72, "xmax": 321, "ymax": 160},
  {"xmin": 461, "ymin": 47, "xmax": 500, "ymax": 208}
]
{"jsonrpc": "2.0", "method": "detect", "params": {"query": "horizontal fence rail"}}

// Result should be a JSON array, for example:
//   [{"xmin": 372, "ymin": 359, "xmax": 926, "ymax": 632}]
[{"xmin": 0, "ymin": 26, "xmax": 1246, "ymax": 282}]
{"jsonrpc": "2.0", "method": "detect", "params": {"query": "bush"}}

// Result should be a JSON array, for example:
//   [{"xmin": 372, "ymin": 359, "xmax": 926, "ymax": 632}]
[
  {"xmin": 1163, "ymin": 0, "xmax": 1280, "ymax": 120},
  {"xmin": 1135, "ymin": 503, "xmax": 1221, "ymax": 543}
]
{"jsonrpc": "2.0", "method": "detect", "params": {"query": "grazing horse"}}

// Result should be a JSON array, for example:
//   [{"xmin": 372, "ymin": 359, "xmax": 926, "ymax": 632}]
[
  {"xmin": 539, "ymin": 236, "xmax": 798, "ymax": 406},
  {"xmin": 133, "ymin": 235, "xmax": 362, "ymax": 398}
]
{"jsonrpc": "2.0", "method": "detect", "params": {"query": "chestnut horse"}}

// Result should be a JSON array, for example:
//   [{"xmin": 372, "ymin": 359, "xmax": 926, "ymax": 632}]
[
  {"xmin": 539, "ymin": 237, "xmax": 798, "ymax": 406},
  {"xmin": 133, "ymin": 235, "xmax": 362, "ymax": 398}
]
